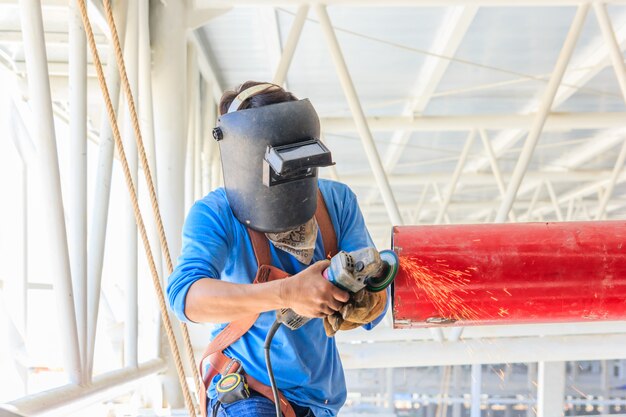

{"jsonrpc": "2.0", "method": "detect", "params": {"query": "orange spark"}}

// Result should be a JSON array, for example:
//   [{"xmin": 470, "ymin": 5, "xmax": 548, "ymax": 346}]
[
  {"xmin": 399, "ymin": 256, "xmax": 486, "ymax": 322},
  {"xmin": 571, "ymin": 385, "xmax": 588, "ymax": 397}
]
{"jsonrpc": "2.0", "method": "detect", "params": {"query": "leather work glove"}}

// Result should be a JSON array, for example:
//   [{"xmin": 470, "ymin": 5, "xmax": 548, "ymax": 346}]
[{"xmin": 323, "ymin": 289, "xmax": 387, "ymax": 337}]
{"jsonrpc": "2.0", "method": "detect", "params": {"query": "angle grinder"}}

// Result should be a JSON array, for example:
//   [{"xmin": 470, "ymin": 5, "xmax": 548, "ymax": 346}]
[
  {"xmin": 276, "ymin": 248, "xmax": 399, "ymax": 330},
  {"xmin": 264, "ymin": 248, "xmax": 399, "ymax": 417}
]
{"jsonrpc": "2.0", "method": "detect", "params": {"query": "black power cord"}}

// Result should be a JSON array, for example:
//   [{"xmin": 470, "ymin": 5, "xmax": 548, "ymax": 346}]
[{"xmin": 264, "ymin": 319, "xmax": 284, "ymax": 417}]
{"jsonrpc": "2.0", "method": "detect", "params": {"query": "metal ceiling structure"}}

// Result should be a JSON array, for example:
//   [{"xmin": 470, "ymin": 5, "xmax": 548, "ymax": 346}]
[{"xmin": 0, "ymin": 0, "xmax": 625, "ymax": 416}]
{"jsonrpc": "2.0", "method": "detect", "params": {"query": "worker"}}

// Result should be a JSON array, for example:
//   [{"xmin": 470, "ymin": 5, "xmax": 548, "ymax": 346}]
[{"xmin": 167, "ymin": 81, "xmax": 388, "ymax": 417}]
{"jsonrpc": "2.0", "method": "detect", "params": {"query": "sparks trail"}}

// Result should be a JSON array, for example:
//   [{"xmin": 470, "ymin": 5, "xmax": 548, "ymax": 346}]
[
  {"xmin": 399, "ymin": 256, "xmax": 486, "ymax": 322},
  {"xmin": 571, "ymin": 385, "xmax": 588, "ymax": 397}
]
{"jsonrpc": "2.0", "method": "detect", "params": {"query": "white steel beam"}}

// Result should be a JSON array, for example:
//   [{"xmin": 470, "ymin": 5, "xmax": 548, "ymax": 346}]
[
  {"xmin": 138, "ymin": 0, "xmax": 162, "ymax": 358},
  {"xmin": 0, "ymin": 30, "xmax": 108, "ymax": 46},
  {"xmin": 259, "ymin": 8, "xmax": 284, "ymax": 86},
  {"xmin": 86, "ymin": 1, "xmax": 128, "ymax": 376},
  {"xmin": 471, "ymin": 364, "xmax": 482, "ymax": 417},
  {"xmin": 468, "ymin": 128, "xmax": 626, "ymax": 222},
  {"xmin": 431, "ymin": 182, "xmax": 451, "ymax": 224},
  {"xmin": 184, "ymin": 42, "xmax": 198, "ymax": 215},
  {"xmin": 335, "ymin": 321, "xmax": 626, "ymax": 344},
  {"xmin": 272, "ymin": 6, "xmax": 309, "ymax": 87},
  {"xmin": 361, "ymin": 200, "xmax": 626, "ymax": 219},
  {"xmin": 316, "ymin": 4, "xmax": 403, "ymax": 225},
  {"xmin": 537, "ymin": 362, "xmax": 566, "ymax": 417},
  {"xmin": 18, "ymin": 0, "xmax": 81, "ymax": 384},
  {"xmin": 195, "ymin": 0, "xmax": 626, "ymax": 6},
  {"xmin": 8, "ymin": 108, "xmax": 29, "ymax": 398},
  {"xmin": 202, "ymin": 80, "xmax": 218, "ymax": 195},
  {"xmin": 68, "ymin": 0, "xmax": 88, "ymax": 383},
  {"xmin": 522, "ymin": 173, "xmax": 626, "ymax": 219},
  {"xmin": 186, "ymin": 7, "xmax": 231, "ymax": 31},
  {"xmin": 190, "ymin": 30, "xmax": 224, "ymax": 104},
  {"xmin": 545, "ymin": 181, "xmax": 564, "ymax": 221},
  {"xmin": 14, "ymin": 61, "xmax": 98, "ymax": 77},
  {"xmin": 194, "ymin": 67, "xmax": 203, "ymax": 201},
  {"xmin": 381, "ymin": 6, "xmax": 478, "ymax": 172},
  {"xmin": 434, "ymin": 130, "xmax": 475, "ymax": 224},
  {"xmin": 2, "ymin": 359, "xmax": 165, "ymax": 417},
  {"xmin": 546, "ymin": 129, "xmax": 626, "ymax": 171},
  {"xmin": 462, "ymin": 10, "xmax": 626, "ymax": 176},
  {"xmin": 122, "ymin": 0, "xmax": 139, "ymax": 369},
  {"xmin": 594, "ymin": 3, "xmax": 626, "ymax": 219},
  {"xmin": 411, "ymin": 183, "xmax": 431, "ymax": 223},
  {"xmin": 150, "ymin": 0, "xmax": 189, "ymax": 407},
  {"xmin": 495, "ymin": 5, "xmax": 589, "ymax": 222},
  {"xmin": 320, "ymin": 112, "xmax": 626, "ymax": 132},
  {"xmin": 554, "ymin": 11, "xmax": 626, "ymax": 106},
  {"xmin": 338, "ymin": 333, "xmax": 626, "ymax": 369},
  {"xmin": 340, "ymin": 170, "xmax": 620, "ymax": 186},
  {"xmin": 479, "ymin": 129, "xmax": 516, "ymax": 221}
]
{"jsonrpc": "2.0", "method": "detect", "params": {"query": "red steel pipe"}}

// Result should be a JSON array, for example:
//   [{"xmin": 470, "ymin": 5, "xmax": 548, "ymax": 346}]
[{"xmin": 392, "ymin": 221, "xmax": 626, "ymax": 328}]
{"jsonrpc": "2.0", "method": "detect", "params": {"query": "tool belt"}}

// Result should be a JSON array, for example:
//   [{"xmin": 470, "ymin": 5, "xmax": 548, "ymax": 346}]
[{"xmin": 198, "ymin": 190, "xmax": 338, "ymax": 417}]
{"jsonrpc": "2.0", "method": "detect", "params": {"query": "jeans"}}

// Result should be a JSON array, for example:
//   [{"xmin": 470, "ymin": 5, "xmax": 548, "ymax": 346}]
[{"xmin": 208, "ymin": 390, "xmax": 315, "ymax": 417}]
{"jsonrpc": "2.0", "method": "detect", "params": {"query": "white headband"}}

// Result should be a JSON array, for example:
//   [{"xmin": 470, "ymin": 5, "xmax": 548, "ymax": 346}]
[{"xmin": 227, "ymin": 83, "xmax": 278, "ymax": 114}]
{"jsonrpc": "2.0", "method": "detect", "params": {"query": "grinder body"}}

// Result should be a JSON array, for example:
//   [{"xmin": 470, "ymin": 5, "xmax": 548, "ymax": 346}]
[{"xmin": 277, "ymin": 248, "xmax": 398, "ymax": 330}]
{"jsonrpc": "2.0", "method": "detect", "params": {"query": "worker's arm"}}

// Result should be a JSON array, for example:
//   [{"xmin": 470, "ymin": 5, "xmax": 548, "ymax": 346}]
[{"xmin": 184, "ymin": 259, "xmax": 350, "ymax": 323}]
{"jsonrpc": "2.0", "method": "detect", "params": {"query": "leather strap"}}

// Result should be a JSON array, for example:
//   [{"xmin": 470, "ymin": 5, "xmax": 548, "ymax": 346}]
[
  {"xmin": 248, "ymin": 227, "xmax": 271, "ymax": 267},
  {"xmin": 315, "ymin": 189, "xmax": 338, "ymax": 257}
]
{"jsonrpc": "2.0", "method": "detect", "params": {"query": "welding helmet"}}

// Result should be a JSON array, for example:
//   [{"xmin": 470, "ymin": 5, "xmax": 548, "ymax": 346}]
[{"xmin": 212, "ymin": 84, "xmax": 334, "ymax": 233}]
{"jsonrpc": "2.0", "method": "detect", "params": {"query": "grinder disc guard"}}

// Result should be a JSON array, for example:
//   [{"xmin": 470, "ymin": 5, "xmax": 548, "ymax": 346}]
[{"xmin": 366, "ymin": 250, "xmax": 399, "ymax": 292}]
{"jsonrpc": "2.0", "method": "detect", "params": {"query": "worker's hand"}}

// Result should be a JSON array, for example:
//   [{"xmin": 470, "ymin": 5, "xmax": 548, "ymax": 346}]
[
  {"xmin": 280, "ymin": 260, "xmax": 350, "ymax": 318},
  {"xmin": 323, "ymin": 289, "xmax": 387, "ymax": 337}
]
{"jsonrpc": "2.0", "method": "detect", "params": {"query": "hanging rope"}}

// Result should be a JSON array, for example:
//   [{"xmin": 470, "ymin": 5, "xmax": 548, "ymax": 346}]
[{"xmin": 77, "ymin": 0, "xmax": 201, "ymax": 415}]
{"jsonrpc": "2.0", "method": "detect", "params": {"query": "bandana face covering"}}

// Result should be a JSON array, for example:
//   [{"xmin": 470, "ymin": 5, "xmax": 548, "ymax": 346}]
[{"xmin": 266, "ymin": 217, "xmax": 319, "ymax": 265}]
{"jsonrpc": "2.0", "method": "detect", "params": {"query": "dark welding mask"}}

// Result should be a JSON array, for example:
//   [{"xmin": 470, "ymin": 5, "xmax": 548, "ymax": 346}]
[{"xmin": 212, "ymin": 84, "xmax": 334, "ymax": 233}]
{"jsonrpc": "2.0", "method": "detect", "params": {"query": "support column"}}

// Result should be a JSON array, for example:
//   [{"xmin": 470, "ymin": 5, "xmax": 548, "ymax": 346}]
[
  {"xmin": 68, "ymin": 0, "xmax": 88, "ymax": 383},
  {"xmin": 471, "ymin": 364, "xmax": 482, "ymax": 417},
  {"xmin": 184, "ymin": 43, "xmax": 198, "ymax": 214},
  {"xmin": 18, "ymin": 0, "xmax": 81, "ymax": 384},
  {"xmin": 527, "ymin": 363, "xmax": 538, "ymax": 417},
  {"xmin": 537, "ymin": 361, "xmax": 565, "ymax": 417},
  {"xmin": 570, "ymin": 361, "xmax": 578, "ymax": 383},
  {"xmin": 138, "ymin": 0, "xmax": 163, "ymax": 359},
  {"xmin": 452, "ymin": 366, "xmax": 462, "ymax": 417},
  {"xmin": 201, "ymin": 81, "xmax": 217, "ymax": 196},
  {"xmin": 6, "ymin": 115, "xmax": 29, "ymax": 398},
  {"xmin": 122, "ymin": 0, "xmax": 139, "ymax": 369},
  {"xmin": 150, "ymin": 0, "xmax": 187, "ymax": 408},
  {"xmin": 86, "ymin": 0, "xmax": 128, "ymax": 376},
  {"xmin": 272, "ymin": 5, "xmax": 309, "ymax": 86},
  {"xmin": 601, "ymin": 360, "xmax": 611, "ymax": 412},
  {"xmin": 386, "ymin": 367, "xmax": 394, "ymax": 410},
  {"xmin": 427, "ymin": 403, "xmax": 436, "ymax": 417}
]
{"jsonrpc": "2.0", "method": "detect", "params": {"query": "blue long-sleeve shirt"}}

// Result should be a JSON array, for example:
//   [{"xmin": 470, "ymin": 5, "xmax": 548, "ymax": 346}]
[{"xmin": 166, "ymin": 179, "xmax": 388, "ymax": 417}]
